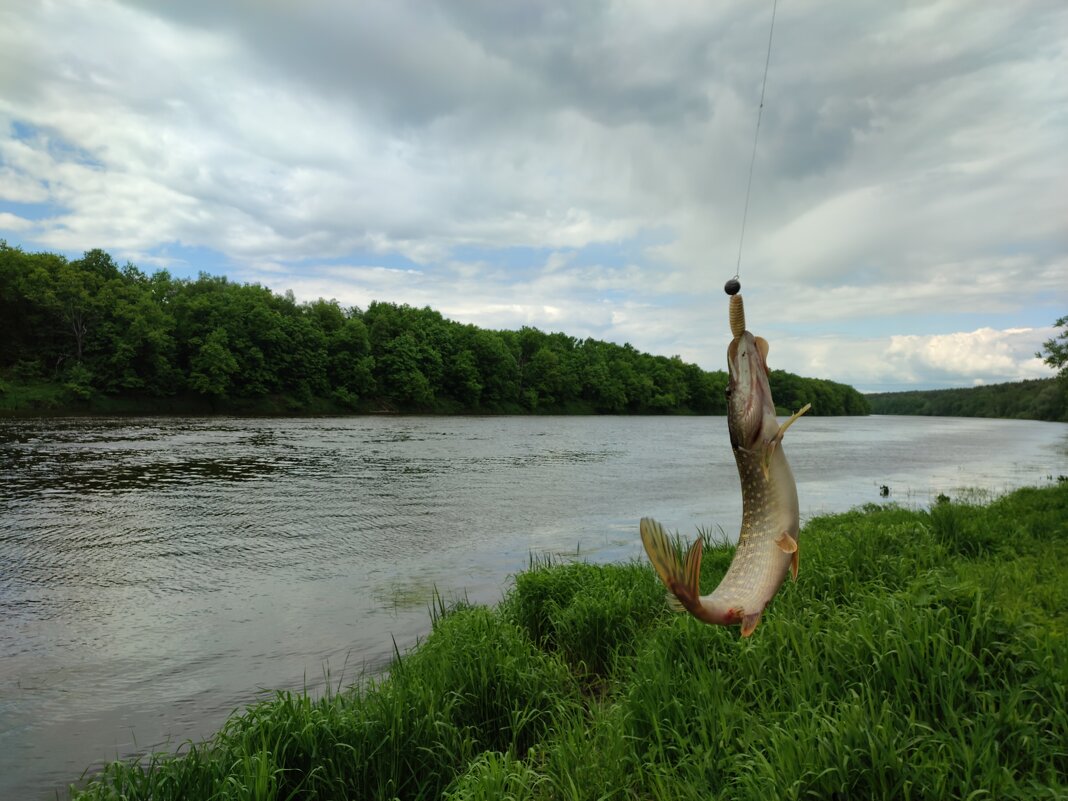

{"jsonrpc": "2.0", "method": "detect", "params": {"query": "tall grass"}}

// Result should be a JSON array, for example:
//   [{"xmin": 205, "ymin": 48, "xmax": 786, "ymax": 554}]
[{"xmin": 71, "ymin": 483, "xmax": 1068, "ymax": 800}]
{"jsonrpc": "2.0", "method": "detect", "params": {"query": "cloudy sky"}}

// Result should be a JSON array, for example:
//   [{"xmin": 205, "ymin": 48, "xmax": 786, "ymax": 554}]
[{"xmin": 1, "ymin": 0, "xmax": 1065, "ymax": 392}]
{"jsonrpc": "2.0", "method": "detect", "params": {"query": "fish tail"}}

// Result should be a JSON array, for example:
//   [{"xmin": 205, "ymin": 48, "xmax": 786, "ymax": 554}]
[
  {"xmin": 640, "ymin": 517, "xmax": 680, "ymax": 591},
  {"xmin": 682, "ymin": 535, "xmax": 703, "ymax": 599},
  {"xmin": 640, "ymin": 517, "xmax": 702, "ymax": 612}
]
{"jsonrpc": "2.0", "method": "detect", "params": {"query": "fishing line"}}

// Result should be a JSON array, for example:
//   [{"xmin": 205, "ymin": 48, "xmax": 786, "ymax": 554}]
[{"xmin": 728, "ymin": 0, "xmax": 779, "ymax": 295}]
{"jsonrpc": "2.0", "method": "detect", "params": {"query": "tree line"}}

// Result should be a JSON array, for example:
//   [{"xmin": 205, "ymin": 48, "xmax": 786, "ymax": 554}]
[
  {"xmin": 867, "ymin": 378, "xmax": 1067, "ymax": 423},
  {"xmin": 0, "ymin": 243, "xmax": 870, "ymax": 416}
]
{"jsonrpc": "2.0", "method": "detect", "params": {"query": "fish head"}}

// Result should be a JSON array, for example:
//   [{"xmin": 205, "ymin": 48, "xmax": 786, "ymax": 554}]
[{"xmin": 726, "ymin": 330, "xmax": 777, "ymax": 450}]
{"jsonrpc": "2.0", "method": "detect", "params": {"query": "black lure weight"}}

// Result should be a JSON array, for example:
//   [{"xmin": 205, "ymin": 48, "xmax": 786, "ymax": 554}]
[{"xmin": 724, "ymin": 278, "xmax": 741, "ymax": 296}]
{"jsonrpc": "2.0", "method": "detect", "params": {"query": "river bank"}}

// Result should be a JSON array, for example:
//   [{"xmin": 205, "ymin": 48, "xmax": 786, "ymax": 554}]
[
  {"xmin": 0, "ymin": 377, "xmax": 690, "ymax": 417},
  {"xmin": 69, "ymin": 482, "xmax": 1067, "ymax": 800}
]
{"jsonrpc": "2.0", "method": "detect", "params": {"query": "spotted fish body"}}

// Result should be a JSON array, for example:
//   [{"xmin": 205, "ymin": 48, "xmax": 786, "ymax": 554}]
[{"xmin": 640, "ymin": 294, "xmax": 809, "ymax": 636}]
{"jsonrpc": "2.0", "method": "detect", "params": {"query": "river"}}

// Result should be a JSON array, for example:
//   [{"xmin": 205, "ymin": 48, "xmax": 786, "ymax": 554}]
[{"xmin": 1, "ymin": 414, "xmax": 1066, "ymax": 799}]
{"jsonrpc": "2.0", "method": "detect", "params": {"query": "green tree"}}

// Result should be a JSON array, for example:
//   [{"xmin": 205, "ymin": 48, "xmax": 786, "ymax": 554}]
[
  {"xmin": 92, "ymin": 267, "xmax": 178, "ymax": 394},
  {"xmin": 277, "ymin": 313, "xmax": 329, "ymax": 400},
  {"xmin": 63, "ymin": 362, "xmax": 94, "ymax": 401},
  {"xmin": 189, "ymin": 328, "xmax": 239, "ymax": 400},
  {"xmin": 527, "ymin": 346, "xmax": 566, "ymax": 407},
  {"xmin": 0, "ymin": 245, "xmax": 876, "ymax": 416},
  {"xmin": 1038, "ymin": 315, "xmax": 1068, "ymax": 378},
  {"xmin": 646, "ymin": 355, "xmax": 691, "ymax": 412},
  {"xmin": 471, "ymin": 329, "xmax": 519, "ymax": 407},
  {"xmin": 685, "ymin": 362, "xmax": 726, "ymax": 414},
  {"xmin": 305, "ymin": 298, "xmax": 346, "ymax": 335},
  {"xmin": 446, "ymin": 349, "xmax": 483, "ymax": 407},
  {"xmin": 328, "ymin": 316, "xmax": 376, "ymax": 404},
  {"xmin": 0, "ymin": 243, "xmax": 64, "ymax": 372},
  {"xmin": 578, "ymin": 340, "xmax": 627, "ymax": 413},
  {"xmin": 236, "ymin": 299, "xmax": 287, "ymax": 396},
  {"xmin": 377, "ymin": 332, "xmax": 434, "ymax": 407},
  {"xmin": 53, "ymin": 254, "xmax": 108, "ymax": 363}
]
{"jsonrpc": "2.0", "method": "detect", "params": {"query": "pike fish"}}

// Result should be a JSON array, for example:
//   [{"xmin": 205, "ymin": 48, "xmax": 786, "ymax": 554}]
[{"xmin": 640, "ymin": 293, "xmax": 810, "ymax": 636}]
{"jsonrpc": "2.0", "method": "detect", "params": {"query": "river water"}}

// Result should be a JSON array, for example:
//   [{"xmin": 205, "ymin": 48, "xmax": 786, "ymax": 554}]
[{"xmin": 1, "ymin": 414, "xmax": 1066, "ymax": 799}]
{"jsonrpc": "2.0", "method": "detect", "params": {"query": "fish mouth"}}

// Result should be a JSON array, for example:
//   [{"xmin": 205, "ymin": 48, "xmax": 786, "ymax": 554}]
[{"xmin": 727, "ymin": 333, "xmax": 772, "ymax": 449}]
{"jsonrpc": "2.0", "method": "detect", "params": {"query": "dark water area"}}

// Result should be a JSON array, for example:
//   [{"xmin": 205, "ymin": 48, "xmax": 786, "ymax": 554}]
[{"xmin": 1, "ymin": 415, "xmax": 1066, "ymax": 799}]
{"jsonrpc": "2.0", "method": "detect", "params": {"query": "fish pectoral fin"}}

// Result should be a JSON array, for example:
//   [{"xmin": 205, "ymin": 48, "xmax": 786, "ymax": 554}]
[
  {"xmin": 774, "ymin": 531, "xmax": 800, "ymax": 580},
  {"xmin": 760, "ymin": 440, "xmax": 775, "ymax": 479},
  {"xmin": 755, "ymin": 335, "xmax": 770, "ymax": 363},
  {"xmin": 776, "ymin": 403, "xmax": 812, "ymax": 440},
  {"xmin": 740, "ymin": 610, "xmax": 763, "ymax": 637},
  {"xmin": 762, "ymin": 402, "xmax": 812, "ymax": 478}
]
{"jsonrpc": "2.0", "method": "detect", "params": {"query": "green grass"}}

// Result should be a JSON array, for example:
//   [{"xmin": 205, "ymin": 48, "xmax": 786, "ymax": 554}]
[
  {"xmin": 0, "ymin": 376, "xmax": 348, "ymax": 416},
  {"xmin": 0, "ymin": 377, "xmax": 70, "ymax": 412},
  {"xmin": 70, "ymin": 483, "xmax": 1068, "ymax": 800}
]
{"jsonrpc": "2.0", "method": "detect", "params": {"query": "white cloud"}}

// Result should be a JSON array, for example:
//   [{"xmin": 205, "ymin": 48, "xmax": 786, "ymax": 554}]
[
  {"xmin": 0, "ymin": 212, "xmax": 32, "ymax": 232},
  {"xmin": 0, "ymin": 164, "xmax": 49, "ymax": 203},
  {"xmin": 885, "ymin": 328, "xmax": 1051, "ymax": 384},
  {"xmin": 1, "ymin": 0, "xmax": 1066, "ymax": 391},
  {"xmin": 765, "ymin": 326, "xmax": 1056, "ymax": 393}
]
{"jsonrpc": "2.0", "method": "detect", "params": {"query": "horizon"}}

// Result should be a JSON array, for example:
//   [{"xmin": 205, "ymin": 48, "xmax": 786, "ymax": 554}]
[{"xmin": 2, "ymin": 1, "xmax": 1065, "ymax": 394}]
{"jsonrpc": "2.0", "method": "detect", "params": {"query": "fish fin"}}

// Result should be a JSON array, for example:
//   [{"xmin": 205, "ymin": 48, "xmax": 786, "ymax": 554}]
[
  {"xmin": 682, "ymin": 538, "xmax": 703, "ymax": 600},
  {"xmin": 640, "ymin": 517, "xmax": 678, "ymax": 592},
  {"xmin": 762, "ymin": 402, "xmax": 811, "ymax": 479},
  {"xmin": 791, "ymin": 547, "xmax": 799, "ymax": 581},
  {"xmin": 775, "ymin": 532, "xmax": 797, "ymax": 554},
  {"xmin": 777, "ymin": 403, "xmax": 812, "ymax": 440},
  {"xmin": 761, "ymin": 440, "xmax": 775, "ymax": 479},
  {"xmin": 755, "ymin": 336, "xmax": 770, "ymax": 365},
  {"xmin": 665, "ymin": 593, "xmax": 687, "ymax": 613},
  {"xmin": 641, "ymin": 517, "xmax": 704, "ymax": 611},
  {"xmin": 740, "ymin": 611, "xmax": 763, "ymax": 637}
]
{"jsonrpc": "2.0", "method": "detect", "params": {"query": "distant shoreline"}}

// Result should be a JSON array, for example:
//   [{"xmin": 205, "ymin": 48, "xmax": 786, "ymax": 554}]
[
  {"xmin": 866, "ymin": 376, "xmax": 1066, "ymax": 423},
  {"xmin": 8, "ymin": 376, "xmax": 1068, "ymax": 422},
  {"xmin": 0, "ymin": 378, "xmax": 856, "ymax": 419}
]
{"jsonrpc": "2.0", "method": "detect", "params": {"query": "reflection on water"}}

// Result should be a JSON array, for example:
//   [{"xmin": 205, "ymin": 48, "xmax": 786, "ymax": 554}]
[{"xmin": 1, "ymin": 414, "xmax": 1066, "ymax": 800}]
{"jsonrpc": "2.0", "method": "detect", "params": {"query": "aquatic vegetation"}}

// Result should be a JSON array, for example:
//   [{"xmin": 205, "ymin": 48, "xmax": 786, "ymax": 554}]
[{"xmin": 72, "ymin": 483, "xmax": 1068, "ymax": 800}]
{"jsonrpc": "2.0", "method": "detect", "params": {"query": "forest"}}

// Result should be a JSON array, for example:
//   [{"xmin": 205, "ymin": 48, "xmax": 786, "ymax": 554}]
[
  {"xmin": 0, "ymin": 243, "xmax": 870, "ymax": 416},
  {"xmin": 867, "ymin": 378, "xmax": 1067, "ymax": 423}
]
